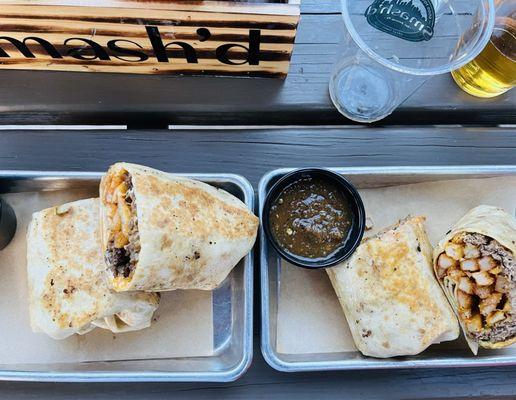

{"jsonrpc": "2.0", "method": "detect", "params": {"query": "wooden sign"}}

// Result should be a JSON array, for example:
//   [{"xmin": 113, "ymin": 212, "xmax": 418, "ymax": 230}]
[{"xmin": 0, "ymin": 0, "xmax": 300, "ymax": 78}]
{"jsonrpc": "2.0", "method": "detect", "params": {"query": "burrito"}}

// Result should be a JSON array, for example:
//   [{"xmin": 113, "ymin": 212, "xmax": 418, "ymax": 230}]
[
  {"xmin": 434, "ymin": 205, "xmax": 516, "ymax": 354},
  {"xmin": 100, "ymin": 162, "xmax": 259, "ymax": 292},
  {"xmin": 327, "ymin": 216, "xmax": 459, "ymax": 358},
  {"xmin": 27, "ymin": 198, "xmax": 160, "ymax": 340}
]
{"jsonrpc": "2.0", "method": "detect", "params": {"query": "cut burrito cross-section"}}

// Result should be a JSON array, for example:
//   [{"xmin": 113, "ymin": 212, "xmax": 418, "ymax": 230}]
[
  {"xmin": 434, "ymin": 205, "xmax": 516, "ymax": 354},
  {"xmin": 104, "ymin": 171, "xmax": 140, "ymax": 280},
  {"xmin": 100, "ymin": 163, "xmax": 259, "ymax": 292}
]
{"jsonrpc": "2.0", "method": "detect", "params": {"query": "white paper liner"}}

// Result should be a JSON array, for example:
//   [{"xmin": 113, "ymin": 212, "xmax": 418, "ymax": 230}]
[
  {"xmin": 0, "ymin": 189, "xmax": 213, "ymax": 364},
  {"xmin": 277, "ymin": 176, "xmax": 516, "ymax": 355}
]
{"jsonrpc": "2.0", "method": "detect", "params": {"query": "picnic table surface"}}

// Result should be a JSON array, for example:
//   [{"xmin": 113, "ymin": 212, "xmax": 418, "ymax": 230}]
[{"xmin": 0, "ymin": 1, "xmax": 515, "ymax": 399}]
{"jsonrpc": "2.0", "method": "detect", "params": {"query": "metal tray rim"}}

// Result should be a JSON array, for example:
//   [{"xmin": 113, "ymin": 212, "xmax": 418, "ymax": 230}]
[
  {"xmin": 0, "ymin": 170, "xmax": 254, "ymax": 383},
  {"xmin": 260, "ymin": 165, "xmax": 516, "ymax": 372}
]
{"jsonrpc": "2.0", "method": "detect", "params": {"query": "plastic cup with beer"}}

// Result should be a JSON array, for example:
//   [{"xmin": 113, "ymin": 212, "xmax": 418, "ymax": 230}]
[
  {"xmin": 452, "ymin": 0, "xmax": 515, "ymax": 98},
  {"xmin": 330, "ymin": 0, "xmax": 495, "ymax": 123}
]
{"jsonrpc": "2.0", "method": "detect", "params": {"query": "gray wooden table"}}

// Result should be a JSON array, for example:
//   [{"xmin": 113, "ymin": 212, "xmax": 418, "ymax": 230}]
[
  {"xmin": 0, "ymin": 0, "xmax": 515, "ymax": 398},
  {"xmin": 1, "ymin": 127, "xmax": 516, "ymax": 399}
]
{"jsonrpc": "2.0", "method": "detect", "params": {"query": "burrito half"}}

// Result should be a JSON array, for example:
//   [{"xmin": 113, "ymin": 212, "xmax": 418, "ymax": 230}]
[
  {"xmin": 327, "ymin": 216, "xmax": 459, "ymax": 358},
  {"xmin": 100, "ymin": 163, "xmax": 259, "ymax": 292},
  {"xmin": 27, "ymin": 198, "xmax": 160, "ymax": 340},
  {"xmin": 434, "ymin": 205, "xmax": 516, "ymax": 354}
]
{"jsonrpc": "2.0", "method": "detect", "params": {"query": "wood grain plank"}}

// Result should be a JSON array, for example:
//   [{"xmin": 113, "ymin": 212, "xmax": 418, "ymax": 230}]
[
  {"xmin": 2, "ymin": 1, "xmax": 302, "ymax": 17},
  {"xmin": 0, "ymin": 8, "xmax": 513, "ymax": 126},
  {"xmin": 0, "ymin": 5, "xmax": 299, "ymax": 28},
  {"xmin": 0, "ymin": 2, "xmax": 299, "ymax": 78},
  {"xmin": 0, "ymin": 20, "xmax": 297, "ymax": 42},
  {"xmin": 0, "ymin": 126, "xmax": 515, "ymax": 185}
]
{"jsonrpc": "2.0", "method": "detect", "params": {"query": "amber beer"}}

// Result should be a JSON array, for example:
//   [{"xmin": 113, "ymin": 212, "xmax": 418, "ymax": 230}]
[{"xmin": 452, "ymin": 2, "xmax": 515, "ymax": 98}]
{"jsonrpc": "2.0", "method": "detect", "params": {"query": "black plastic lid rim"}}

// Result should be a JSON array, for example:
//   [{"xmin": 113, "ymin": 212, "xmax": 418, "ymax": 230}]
[
  {"xmin": 0, "ymin": 198, "xmax": 17, "ymax": 251},
  {"xmin": 262, "ymin": 168, "xmax": 366, "ymax": 269}
]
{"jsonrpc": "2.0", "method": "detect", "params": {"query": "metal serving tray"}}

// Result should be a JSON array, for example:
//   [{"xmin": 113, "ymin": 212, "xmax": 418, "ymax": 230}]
[
  {"xmin": 0, "ymin": 171, "xmax": 254, "ymax": 382},
  {"xmin": 259, "ymin": 166, "xmax": 516, "ymax": 372}
]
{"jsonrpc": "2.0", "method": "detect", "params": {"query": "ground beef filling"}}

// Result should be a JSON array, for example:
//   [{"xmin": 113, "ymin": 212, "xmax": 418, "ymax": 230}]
[
  {"xmin": 463, "ymin": 234, "xmax": 515, "ymax": 343},
  {"xmin": 105, "ymin": 173, "xmax": 141, "ymax": 279},
  {"xmin": 476, "ymin": 319, "xmax": 516, "ymax": 343},
  {"xmin": 463, "ymin": 234, "xmax": 516, "ymax": 282}
]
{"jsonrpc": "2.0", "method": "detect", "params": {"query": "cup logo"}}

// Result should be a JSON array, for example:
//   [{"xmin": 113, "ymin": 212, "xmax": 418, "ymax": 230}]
[{"xmin": 365, "ymin": 0, "xmax": 435, "ymax": 42}]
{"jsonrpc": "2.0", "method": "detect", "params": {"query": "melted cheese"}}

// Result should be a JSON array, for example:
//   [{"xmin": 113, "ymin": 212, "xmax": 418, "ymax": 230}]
[
  {"xmin": 110, "ymin": 180, "xmax": 132, "ymax": 249},
  {"xmin": 111, "ymin": 275, "xmax": 132, "ymax": 291}
]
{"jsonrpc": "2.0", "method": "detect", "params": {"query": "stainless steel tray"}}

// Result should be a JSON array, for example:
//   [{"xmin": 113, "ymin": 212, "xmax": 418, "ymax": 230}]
[
  {"xmin": 259, "ymin": 166, "xmax": 516, "ymax": 372},
  {"xmin": 0, "ymin": 171, "xmax": 254, "ymax": 382}
]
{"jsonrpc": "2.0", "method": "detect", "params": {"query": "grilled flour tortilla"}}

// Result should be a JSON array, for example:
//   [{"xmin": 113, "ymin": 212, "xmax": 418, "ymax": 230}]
[
  {"xmin": 100, "ymin": 163, "xmax": 259, "ymax": 292},
  {"xmin": 435, "ymin": 205, "xmax": 516, "ymax": 354},
  {"xmin": 327, "ymin": 217, "xmax": 459, "ymax": 358},
  {"xmin": 27, "ymin": 198, "xmax": 160, "ymax": 340}
]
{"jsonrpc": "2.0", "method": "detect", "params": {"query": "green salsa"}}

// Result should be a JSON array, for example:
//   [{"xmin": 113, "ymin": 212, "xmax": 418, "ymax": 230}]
[{"xmin": 269, "ymin": 176, "xmax": 354, "ymax": 260}]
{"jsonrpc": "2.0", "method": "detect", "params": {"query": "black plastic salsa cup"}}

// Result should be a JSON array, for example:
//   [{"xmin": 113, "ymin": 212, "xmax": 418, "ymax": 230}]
[
  {"xmin": 262, "ymin": 168, "xmax": 366, "ymax": 269},
  {"xmin": 0, "ymin": 197, "xmax": 17, "ymax": 250}
]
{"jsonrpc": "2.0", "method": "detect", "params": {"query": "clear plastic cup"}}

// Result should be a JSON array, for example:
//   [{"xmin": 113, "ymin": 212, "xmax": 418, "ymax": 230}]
[{"xmin": 330, "ymin": 0, "xmax": 495, "ymax": 123}]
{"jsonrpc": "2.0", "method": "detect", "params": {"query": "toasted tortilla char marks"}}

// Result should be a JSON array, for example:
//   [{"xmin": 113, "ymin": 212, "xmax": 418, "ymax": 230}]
[
  {"xmin": 160, "ymin": 235, "xmax": 173, "ymax": 250},
  {"xmin": 100, "ymin": 162, "xmax": 259, "ymax": 292},
  {"xmin": 40, "ymin": 205, "xmax": 94, "ymax": 270},
  {"xmin": 362, "ymin": 225, "xmax": 440, "ymax": 319},
  {"xmin": 31, "ymin": 200, "xmax": 109, "ymax": 330},
  {"xmin": 327, "ymin": 216, "xmax": 459, "ymax": 358},
  {"xmin": 140, "ymin": 174, "xmax": 256, "ymax": 240},
  {"xmin": 42, "ymin": 266, "xmax": 103, "ymax": 327},
  {"xmin": 27, "ymin": 198, "xmax": 159, "ymax": 339},
  {"xmin": 362, "ymin": 226, "xmax": 443, "ymax": 344},
  {"xmin": 41, "ymin": 266, "xmax": 105, "ymax": 329},
  {"xmin": 433, "ymin": 205, "xmax": 516, "ymax": 353}
]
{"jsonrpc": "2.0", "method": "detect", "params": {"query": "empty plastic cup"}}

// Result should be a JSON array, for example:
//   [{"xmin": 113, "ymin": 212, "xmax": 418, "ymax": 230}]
[{"xmin": 330, "ymin": 0, "xmax": 495, "ymax": 123}]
